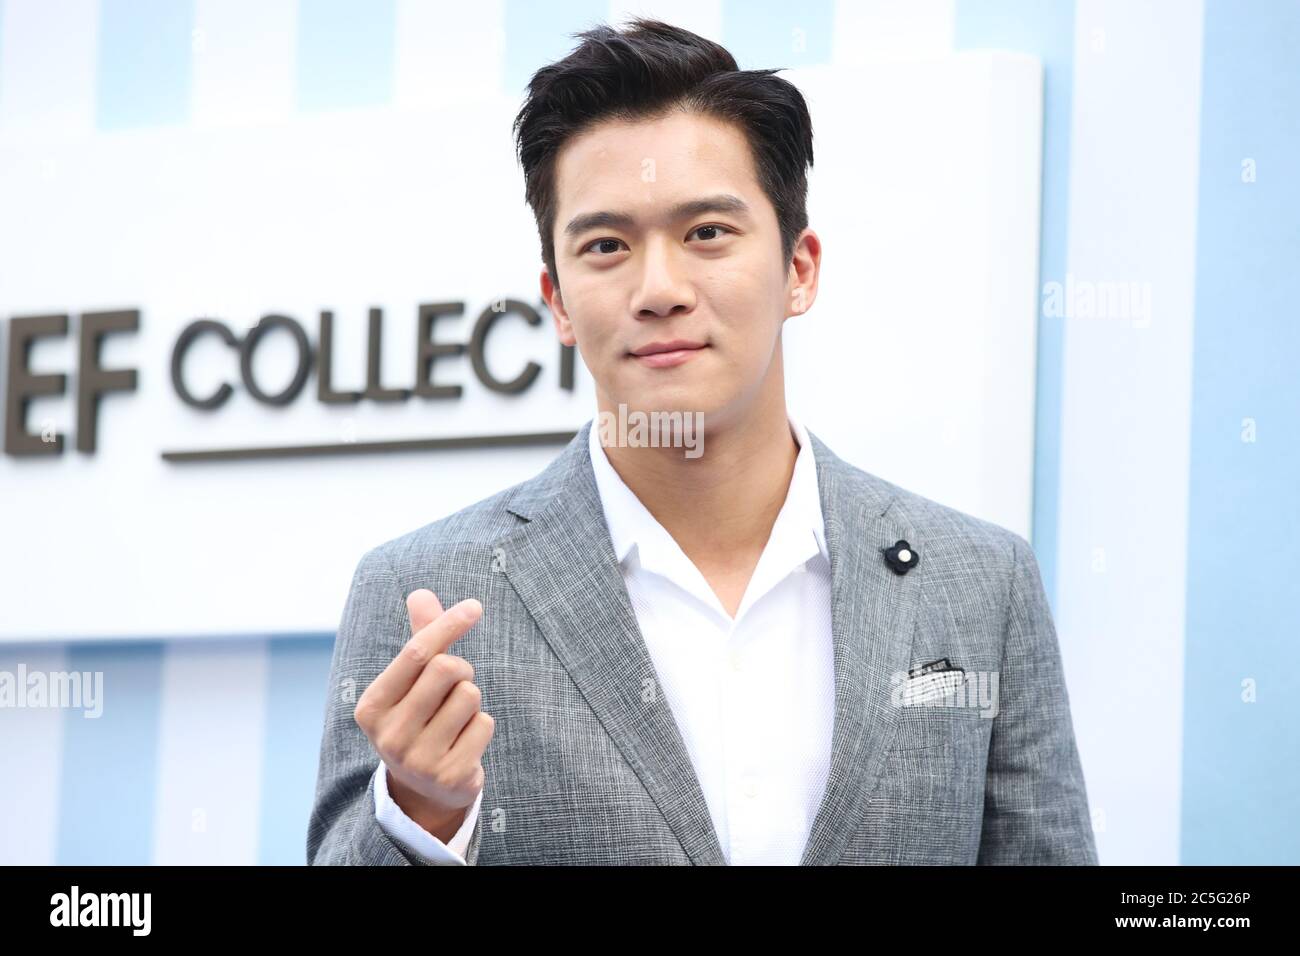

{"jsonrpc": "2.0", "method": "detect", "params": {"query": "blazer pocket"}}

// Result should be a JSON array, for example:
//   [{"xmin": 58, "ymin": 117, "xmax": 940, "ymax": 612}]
[{"xmin": 888, "ymin": 701, "xmax": 991, "ymax": 752}]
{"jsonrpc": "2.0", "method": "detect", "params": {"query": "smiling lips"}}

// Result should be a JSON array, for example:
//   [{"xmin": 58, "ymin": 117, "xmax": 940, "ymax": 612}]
[{"xmin": 629, "ymin": 339, "xmax": 708, "ymax": 368}]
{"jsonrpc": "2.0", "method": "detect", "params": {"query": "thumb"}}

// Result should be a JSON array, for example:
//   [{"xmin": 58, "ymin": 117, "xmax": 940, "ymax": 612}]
[{"xmin": 405, "ymin": 588, "xmax": 444, "ymax": 635}]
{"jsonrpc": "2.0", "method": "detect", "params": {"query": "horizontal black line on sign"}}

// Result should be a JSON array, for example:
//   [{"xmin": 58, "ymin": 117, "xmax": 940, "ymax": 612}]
[{"xmin": 160, "ymin": 431, "xmax": 578, "ymax": 463}]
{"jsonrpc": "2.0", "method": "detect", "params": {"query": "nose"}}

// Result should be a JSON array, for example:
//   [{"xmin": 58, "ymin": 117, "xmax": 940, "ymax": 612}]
[{"xmin": 629, "ymin": 235, "xmax": 696, "ymax": 319}]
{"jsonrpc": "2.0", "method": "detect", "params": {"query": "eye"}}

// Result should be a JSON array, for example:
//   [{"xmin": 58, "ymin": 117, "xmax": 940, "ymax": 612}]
[
  {"xmin": 689, "ymin": 224, "xmax": 733, "ymax": 242},
  {"xmin": 583, "ymin": 237, "xmax": 628, "ymax": 255}
]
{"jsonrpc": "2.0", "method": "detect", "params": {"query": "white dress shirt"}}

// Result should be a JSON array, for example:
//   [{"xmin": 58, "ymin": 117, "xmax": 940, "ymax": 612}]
[{"xmin": 374, "ymin": 413, "xmax": 835, "ymax": 865}]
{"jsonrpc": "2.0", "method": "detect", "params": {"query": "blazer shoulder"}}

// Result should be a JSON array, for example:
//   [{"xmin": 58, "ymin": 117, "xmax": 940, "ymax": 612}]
[
  {"xmin": 897, "ymin": 483, "xmax": 1021, "ymax": 559},
  {"xmin": 810, "ymin": 429, "xmax": 1025, "ymax": 576},
  {"xmin": 844, "ymin": 460, "xmax": 1026, "ymax": 585},
  {"xmin": 872, "ymin": 475, "xmax": 1039, "ymax": 638},
  {"xmin": 360, "ymin": 480, "xmax": 528, "ymax": 579}
]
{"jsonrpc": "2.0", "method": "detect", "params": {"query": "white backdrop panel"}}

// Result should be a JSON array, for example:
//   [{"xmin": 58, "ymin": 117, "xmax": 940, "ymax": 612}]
[{"xmin": 0, "ymin": 52, "xmax": 1043, "ymax": 641}]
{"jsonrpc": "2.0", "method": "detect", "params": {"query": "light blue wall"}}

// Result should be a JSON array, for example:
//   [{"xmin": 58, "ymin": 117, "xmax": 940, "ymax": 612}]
[
  {"xmin": 296, "ymin": 0, "xmax": 396, "ymax": 111},
  {"xmin": 1181, "ymin": 0, "xmax": 1300, "ymax": 866},
  {"xmin": 95, "ymin": 0, "xmax": 193, "ymax": 129}
]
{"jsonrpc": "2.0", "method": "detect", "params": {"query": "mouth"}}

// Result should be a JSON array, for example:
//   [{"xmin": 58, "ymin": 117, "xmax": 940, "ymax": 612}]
[{"xmin": 628, "ymin": 339, "xmax": 709, "ymax": 369}]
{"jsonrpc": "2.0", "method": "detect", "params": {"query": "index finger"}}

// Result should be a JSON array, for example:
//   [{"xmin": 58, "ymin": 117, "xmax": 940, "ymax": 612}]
[{"xmin": 363, "ymin": 598, "xmax": 482, "ymax": 710}]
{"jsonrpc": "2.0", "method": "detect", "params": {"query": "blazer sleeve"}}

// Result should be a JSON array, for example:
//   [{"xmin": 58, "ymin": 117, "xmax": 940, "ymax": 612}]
[
  {"xmin": 374, "ymin": 762, "xmax": 484, "ymax": 864},
  {"xmin": 306, "ymin": 545, "xmax": 483, "ymax": 866},
  {"xmin": 976, "ymin": 534, "xmax": 1099, "ymax": 865}
]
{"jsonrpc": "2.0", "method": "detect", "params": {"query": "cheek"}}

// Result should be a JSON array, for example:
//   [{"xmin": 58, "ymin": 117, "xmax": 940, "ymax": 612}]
[
  {"xmin": 562, "ymin": 280, "xmax": 617, "ymax": 347},
  {"xmin": 698, "ymin": 260, "xmax": 786, "ymax": 338}
]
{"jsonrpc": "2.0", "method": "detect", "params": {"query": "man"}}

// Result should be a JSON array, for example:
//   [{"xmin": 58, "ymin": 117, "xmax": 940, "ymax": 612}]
[{"xmin": 307, "ymin": 18, "xmax": 1098, "ymax": 866}]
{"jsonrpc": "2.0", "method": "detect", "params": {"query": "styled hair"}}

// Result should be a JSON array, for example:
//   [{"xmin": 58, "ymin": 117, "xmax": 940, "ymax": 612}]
[{"xmin": 512, "ymin": 17, "xmax": 815, "ymax": 292}]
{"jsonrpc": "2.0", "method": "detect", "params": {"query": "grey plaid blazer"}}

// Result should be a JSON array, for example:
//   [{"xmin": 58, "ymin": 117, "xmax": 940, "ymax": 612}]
[{"xmin": 308, "ymin": 420, "xmax": 1098, "ymax": 865}]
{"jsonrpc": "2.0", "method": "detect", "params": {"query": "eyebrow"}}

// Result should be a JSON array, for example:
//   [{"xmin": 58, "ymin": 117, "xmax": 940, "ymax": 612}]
[{"xmin": 562, "ymin": 194, "xmax": 752, "ymax": 239}]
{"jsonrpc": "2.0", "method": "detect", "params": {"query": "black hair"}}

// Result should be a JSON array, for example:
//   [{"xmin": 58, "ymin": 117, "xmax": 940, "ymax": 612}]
[{"xmin": 512, "ymin": 17, "xmax": 815, "ymax": 292}]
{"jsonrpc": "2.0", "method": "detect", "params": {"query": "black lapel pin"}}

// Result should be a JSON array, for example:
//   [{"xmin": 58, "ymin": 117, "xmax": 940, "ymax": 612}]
[{"xmin": 881, "ymin": 539, "xmax": 919, "ymax": 576}]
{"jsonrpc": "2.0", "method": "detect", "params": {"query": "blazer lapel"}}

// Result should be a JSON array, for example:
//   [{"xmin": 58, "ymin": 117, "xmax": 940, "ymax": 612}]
[
  {"xmin": 798, "ymin": 430, "xmax": 924, "ymax": 866},
  {"xmin": 496, "ymin": 422, "xmax": 728, "ymax": 865}
]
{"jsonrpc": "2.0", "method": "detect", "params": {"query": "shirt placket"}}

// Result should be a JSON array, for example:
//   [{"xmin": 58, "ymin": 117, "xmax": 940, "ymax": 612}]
[{"xmin": 717, "ymin": 610, "xmax": 752, "ymax": 865}]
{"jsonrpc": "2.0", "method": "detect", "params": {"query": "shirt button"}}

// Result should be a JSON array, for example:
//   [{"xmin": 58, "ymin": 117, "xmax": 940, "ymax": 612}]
[
  {"xmin": 743, "ymin": 779, "xmax": 759, "ymax": 799},
  {"xmin": 729, "ymin": 651, "xmax": 744, "ymax": 672}
]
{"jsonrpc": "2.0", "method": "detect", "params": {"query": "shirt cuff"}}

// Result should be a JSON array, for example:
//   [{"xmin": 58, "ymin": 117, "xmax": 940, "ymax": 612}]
[{"xmin": 373, "ymin": 761, "xmax": 483, "ymax": 865}]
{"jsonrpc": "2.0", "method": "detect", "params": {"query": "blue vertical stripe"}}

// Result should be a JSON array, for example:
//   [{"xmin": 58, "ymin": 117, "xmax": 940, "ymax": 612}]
[
  {"xmin": 954, "ymin": 0, "xmax": 1076, "ymax": 611},
  {"xmin": 55, "ymin": 643, "xmax": 164, "ymax": 864},
  {"xmin": 1181, "ymin": 0, "xmax": 1300, "ymax": 865},
  {"xmin": 295, "ymin": 0, "xmax": 396, "ymax": 111},
  {"xmin": 503, "ymin": 0, "xmax": 607, "ymax": 97},
  {"xmin": 257, "ymin": 635, "xmax": 336, "ymax": 865},
  {"xmin": 722, "ymin": 0, "xmax": 835, "ymax": 69},
  {"xmin": 95, "ymin": 0, "xmax": 193, "ymax": 130}
]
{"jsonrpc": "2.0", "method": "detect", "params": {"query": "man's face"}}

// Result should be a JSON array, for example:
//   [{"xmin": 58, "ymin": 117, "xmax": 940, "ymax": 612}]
[{"xmin": 541, "ymin": 109, "xmax": 818, "ymax": 430}]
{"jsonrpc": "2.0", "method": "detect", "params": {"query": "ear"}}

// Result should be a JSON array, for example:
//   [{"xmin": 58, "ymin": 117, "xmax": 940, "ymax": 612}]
[
  {"xmin": 540, "ymin": 267, "xmax": 576, "ymax": 346},
  {"xmin": 785, "ymin": 228, "xmax": 822, "ymax": 320}
]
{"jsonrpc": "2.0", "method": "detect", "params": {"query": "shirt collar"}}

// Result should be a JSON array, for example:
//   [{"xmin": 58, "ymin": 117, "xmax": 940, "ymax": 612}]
[{"xmin": 587, "ymin": 411, "xmax": 829, "ymax": 588}]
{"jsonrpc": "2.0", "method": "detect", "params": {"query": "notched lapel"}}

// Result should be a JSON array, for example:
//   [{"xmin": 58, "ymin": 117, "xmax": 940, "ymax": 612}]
[
  {"xmin": 495, "ymin": 423, "xmax": 727, "ymax": 865},
  {"xmin": 799, "ymin": 431, "xmax": 924, "ymax": 866}
]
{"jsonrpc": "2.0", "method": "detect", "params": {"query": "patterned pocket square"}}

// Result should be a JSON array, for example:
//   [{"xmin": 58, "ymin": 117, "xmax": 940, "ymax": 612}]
[{"xmin": 900, "ymin": 659, "xmax": 966, "ymax": 706}]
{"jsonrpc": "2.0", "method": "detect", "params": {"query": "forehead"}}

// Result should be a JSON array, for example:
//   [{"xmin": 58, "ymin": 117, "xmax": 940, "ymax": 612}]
[{"xmin": 552, "ymin": 110, "xmax": 763, "ymax": 222}]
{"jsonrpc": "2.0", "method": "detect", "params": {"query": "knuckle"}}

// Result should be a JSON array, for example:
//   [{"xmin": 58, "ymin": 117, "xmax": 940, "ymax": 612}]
[
  {"xmin": 404, "ymin": 641, "xmax": 431, "ymax": 667},
  {"xmin": 431, "ymin": 763, "xmax": 461, "ymax": 794},
  {"xmin": 430, "ymin": 654, "xmax": 459, "ymax": 680},
  {"xmin": 458, "ymin": 680, "xmax": 482, "ymax": 707},
  {"xmin": 405, "ymin": 752, "xmax": 435, "ymax": 783},
  {"xmin": 375, "ymin": 731, "xmax": 405, "ymax": 762}
]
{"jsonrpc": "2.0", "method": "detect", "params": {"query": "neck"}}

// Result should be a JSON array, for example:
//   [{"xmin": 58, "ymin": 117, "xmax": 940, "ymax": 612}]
[{"xmin": 596, "ymin": 374, "xmax": 798, "ymax": 570}]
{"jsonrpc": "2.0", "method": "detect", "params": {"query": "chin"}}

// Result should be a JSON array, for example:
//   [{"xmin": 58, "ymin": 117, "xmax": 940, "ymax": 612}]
[{"xmin": 616, "ymin": 382, "xmax": 717, "ymax": 414}]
